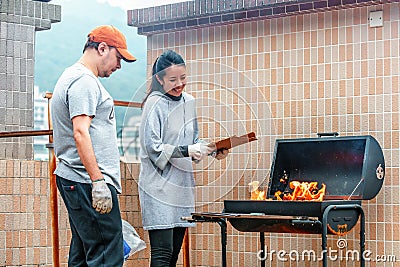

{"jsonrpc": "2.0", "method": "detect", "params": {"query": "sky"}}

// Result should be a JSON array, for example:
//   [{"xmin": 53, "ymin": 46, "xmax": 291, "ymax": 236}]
[{"xmin": 52, "ymin": 0, "xmax": 191, "ymax": 10}]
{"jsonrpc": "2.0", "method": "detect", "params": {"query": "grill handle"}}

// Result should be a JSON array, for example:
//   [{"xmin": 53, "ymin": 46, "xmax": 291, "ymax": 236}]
[{"xmin": 317, "ymin": 132, "xmax": 339, "ymax": 138}]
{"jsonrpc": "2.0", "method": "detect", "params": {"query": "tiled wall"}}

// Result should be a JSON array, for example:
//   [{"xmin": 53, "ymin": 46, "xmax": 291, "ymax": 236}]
[
  {"xmin": 0, "ymin": 0, "xmax": 61, "ymax": 159},
  {"xmin": 0, "ymin": 159, "xmax": 52, "ymax": 266},
  {"xmin": 143, "ymin": 3, "xmax": 399, "ymax": 266}
]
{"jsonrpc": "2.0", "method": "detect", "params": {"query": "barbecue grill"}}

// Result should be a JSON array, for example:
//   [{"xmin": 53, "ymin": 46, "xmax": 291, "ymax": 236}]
[{"xmin": 185, "ymin": 133, "xmax": 385, "ymax": 267}]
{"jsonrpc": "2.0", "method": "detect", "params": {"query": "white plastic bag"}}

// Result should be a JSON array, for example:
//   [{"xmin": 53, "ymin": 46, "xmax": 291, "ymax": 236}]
[{"xmin": 122, "ymin": 219, "xmax": 146, "ymax": 261}]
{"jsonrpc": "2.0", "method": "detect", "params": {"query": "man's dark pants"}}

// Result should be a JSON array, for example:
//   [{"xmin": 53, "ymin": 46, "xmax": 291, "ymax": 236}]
[{"xmin": 56, "ymin": 175, "xmax": 123, "ymax": 267}]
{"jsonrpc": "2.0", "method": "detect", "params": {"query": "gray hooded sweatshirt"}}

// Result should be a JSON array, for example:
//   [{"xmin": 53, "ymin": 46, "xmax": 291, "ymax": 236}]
[{"xmin": 138, "ymin": 90, "xmax": 200, "ymax": 230}]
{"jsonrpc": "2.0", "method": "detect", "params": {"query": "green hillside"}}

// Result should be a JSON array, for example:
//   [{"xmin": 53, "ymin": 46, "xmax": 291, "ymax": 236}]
[{"xmin": 34, "ymin": 0, "xmax": 147, "ymax": 127}]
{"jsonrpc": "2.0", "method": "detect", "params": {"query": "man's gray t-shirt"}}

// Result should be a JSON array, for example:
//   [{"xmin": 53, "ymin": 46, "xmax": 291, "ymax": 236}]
[{"xmin": 51, "ymin": 63, "xmax": 121, "ymax": 193}]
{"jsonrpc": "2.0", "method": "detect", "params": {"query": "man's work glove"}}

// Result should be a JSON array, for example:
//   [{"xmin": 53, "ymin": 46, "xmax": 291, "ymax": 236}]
[
  {"xmin": 92, "ymin": 179, "xmax": 112, "ymax": 214},
  {"xmin": 188, "ymin": 143, "xmax": 215, "ymax": 161}
]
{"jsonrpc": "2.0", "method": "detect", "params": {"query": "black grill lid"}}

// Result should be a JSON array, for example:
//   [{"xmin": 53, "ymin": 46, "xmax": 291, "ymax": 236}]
[{"xmin": 267, "ymin": 134, "xmax": 385, "ymax": 200}]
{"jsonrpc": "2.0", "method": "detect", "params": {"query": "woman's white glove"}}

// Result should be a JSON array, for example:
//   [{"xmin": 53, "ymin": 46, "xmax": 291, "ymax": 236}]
[
  {"xmin": 92, "ymin": 179, "xmax": 112, "ymax": 214},
  {"xmin": 188, "ymin": 143, "xmax": 215, "ymax": 161}
]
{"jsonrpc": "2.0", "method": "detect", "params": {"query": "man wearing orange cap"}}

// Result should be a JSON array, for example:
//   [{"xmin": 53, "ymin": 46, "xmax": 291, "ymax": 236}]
[{"xmin": 51, "ymin": 25, "xmax": 136, "ymax": 266}]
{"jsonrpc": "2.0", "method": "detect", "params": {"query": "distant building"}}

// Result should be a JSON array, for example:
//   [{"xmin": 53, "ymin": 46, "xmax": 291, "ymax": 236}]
[
  {"xmin": 119, "ymin": 116, "xmax": 141, "ymax": 163},
  {"xmin": 33, "ymin": 86, "xmax": 50, "ymax": 161}
]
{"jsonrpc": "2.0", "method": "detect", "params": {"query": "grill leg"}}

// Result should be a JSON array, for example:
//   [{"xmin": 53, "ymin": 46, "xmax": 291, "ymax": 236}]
[
  {"xmin": 259, "ymin": 232, "xmax": 265, "ymax": 267},
  {"xmin": 321, "ymin": 224, "xmax": 328, "ymax": 267},
  {"xmin": 359, "ymin": 208, "xmax": 365, "ymax": 267},
  {"xmin": 217, "ymin": 219, "xmax": 227, "ymax": 267}
]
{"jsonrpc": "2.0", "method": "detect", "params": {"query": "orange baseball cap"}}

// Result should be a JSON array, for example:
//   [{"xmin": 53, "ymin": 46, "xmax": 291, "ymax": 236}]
[{"xmin": 88, "ymin": 25, "xmax": 136, "ymax": 62}]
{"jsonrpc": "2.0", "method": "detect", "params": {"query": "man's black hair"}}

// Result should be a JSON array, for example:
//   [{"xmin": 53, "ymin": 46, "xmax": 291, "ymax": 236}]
[{"xmin": 83, "ymin": 41, "xmax": 100, "ymax": 53}]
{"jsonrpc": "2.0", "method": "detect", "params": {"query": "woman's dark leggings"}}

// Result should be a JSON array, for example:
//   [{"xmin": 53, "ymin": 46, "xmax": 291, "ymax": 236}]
[{"xmin": 148, "ymin": 227, "xmax": 187, "ymax": 267}]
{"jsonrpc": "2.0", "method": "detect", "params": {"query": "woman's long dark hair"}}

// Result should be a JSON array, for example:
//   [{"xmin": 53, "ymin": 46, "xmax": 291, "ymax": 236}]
[{"xmin": 141, "ymin": 50, "xmax": 185, "ymax": 107}]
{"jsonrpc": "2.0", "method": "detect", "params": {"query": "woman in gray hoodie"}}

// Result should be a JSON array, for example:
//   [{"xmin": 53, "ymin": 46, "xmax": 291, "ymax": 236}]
[{"xmin": 138, "ymin": 50, "xmax": 228, "ymax": 267}]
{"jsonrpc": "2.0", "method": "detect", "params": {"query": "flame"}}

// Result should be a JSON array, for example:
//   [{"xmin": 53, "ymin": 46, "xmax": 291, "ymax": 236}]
[
  {"xmin": 281, "ymin": 181, "xmax": 326, "ymax": 201},
  {"xmin": 249, "ymin": 180, "xmax": 326, "ymax": 201},
  {"xmin": 274, "ymin": 190, "xmax": 282, "ymax": 201},
  {"xmin": 248, "ymin": 181, "xmax": 267, "ymax": 200}
]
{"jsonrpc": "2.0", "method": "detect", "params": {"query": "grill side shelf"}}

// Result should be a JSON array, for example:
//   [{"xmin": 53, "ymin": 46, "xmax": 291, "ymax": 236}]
[{"xmin": 187, "ymin": 212, "xmax": 319, "ymax": 221}]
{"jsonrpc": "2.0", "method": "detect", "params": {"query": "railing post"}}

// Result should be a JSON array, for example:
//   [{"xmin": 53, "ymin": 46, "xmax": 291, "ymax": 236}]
[
  {"xmin": 182, "ymin": 228, "xmax": 190, "ymax": 267},
  {"xmin": 45, "ymin": 93, "xmax": 60, "ymax": 267},
  {"xmin": 47, "ymin": 142, "xmax": 59, "ymax": 267}
]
